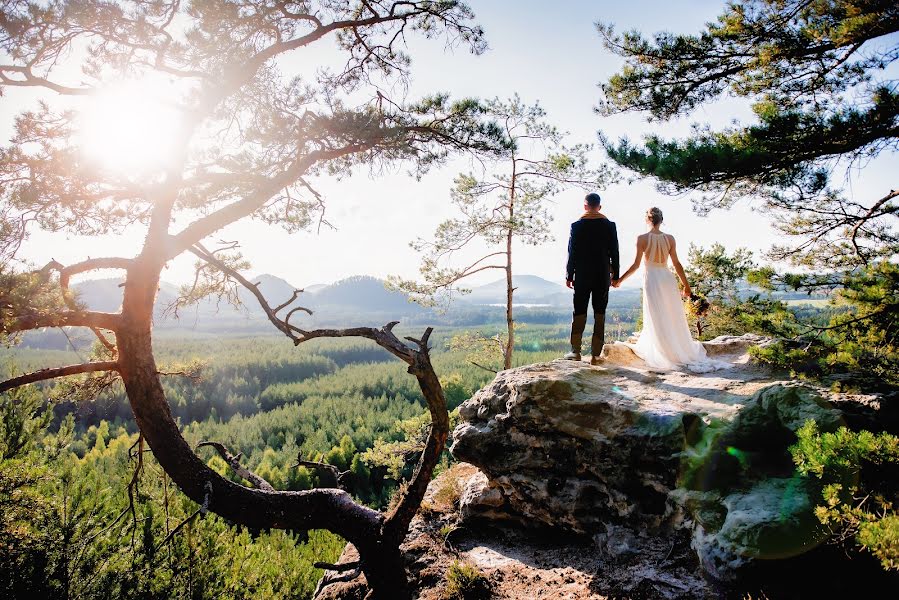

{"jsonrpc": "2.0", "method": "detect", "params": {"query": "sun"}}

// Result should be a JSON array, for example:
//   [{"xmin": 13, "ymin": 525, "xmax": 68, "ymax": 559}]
[{"xmin": 78, "ymin": 76, "xmax": 184, "ymax": 175}]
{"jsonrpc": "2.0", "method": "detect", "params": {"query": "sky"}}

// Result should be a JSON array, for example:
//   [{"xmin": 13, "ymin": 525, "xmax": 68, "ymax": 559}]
[{"xmin": 3, "ymin": 0, "xmax": 896, "ymax": 290}]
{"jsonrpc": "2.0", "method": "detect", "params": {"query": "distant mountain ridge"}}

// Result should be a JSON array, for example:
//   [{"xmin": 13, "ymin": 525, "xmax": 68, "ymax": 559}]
[
  {"xmin": 14, "ymin": 273, "xmax": 640, "ymax": 349},
  {"xmin": 70, "ymin": 273, "xmax": 641, "ymax": 325},
  {"xmin": 71, "ymin": 274, "xmax": 433, "ymax": 331},
  {"xmin": 461, "ymin": 274, "xmax": 567, "ymax": 305}
]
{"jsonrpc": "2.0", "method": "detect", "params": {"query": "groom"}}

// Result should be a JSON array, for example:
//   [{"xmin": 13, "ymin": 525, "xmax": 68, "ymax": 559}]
[{"xmin": 564, "ymin": 193, "xmax": 619, "ymax": 364}]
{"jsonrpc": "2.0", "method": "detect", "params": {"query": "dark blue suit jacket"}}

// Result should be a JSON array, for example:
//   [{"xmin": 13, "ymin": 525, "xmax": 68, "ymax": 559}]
[{"xmin": 566, "ymin": 217, "xmax": 620, "ymax": 284}]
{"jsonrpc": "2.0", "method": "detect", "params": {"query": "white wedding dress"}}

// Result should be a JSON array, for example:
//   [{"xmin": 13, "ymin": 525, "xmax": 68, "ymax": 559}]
[{"xmin": 627, "ymin": 232, "xmax": 729, "ymax": 373}]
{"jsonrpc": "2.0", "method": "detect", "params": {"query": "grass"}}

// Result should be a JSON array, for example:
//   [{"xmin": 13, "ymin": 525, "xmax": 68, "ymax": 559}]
[
  {"xmin": 444, "ymin": 560, "xmax": 491, "ymax": 600},
  {"xmin": 432, "ymin": 471, "xmax": 463, "ymax": 511}
]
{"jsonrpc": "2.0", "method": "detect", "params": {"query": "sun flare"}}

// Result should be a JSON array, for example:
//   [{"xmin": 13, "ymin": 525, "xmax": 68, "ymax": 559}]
[{"xmin": 78, "ymin": 77, "xmax": 183, "ymax": 174}]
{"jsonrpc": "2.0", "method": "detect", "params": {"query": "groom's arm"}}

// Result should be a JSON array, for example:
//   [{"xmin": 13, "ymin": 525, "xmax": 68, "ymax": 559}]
[
  {"xmin": 610, "ymin": 222, "xmax": 620, "ymax": 280},
  {"xmin": 566, "ymin": 224, "xmax": 577, "ymax": 284}
]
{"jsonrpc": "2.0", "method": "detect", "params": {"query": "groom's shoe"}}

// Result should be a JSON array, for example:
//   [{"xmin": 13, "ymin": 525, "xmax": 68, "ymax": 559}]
[
  {"xmin": 563, "ymin": 350, "xmax": 582, "ymax": 361},
  {"xmin": 590, "ymin": 355, "xmax": 603, "ymax": 366}
]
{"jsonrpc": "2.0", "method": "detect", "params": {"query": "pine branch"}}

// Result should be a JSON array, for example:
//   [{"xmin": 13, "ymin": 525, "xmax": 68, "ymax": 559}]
[{"xmin": 0, "ymin": 361, "xmax": 119, "ymax": 394}]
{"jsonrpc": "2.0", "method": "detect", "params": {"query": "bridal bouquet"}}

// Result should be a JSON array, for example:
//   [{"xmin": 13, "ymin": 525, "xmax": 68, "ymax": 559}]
[{"xmin": 688, "ymin": 293, "xmax": 710, "ymax": 317}]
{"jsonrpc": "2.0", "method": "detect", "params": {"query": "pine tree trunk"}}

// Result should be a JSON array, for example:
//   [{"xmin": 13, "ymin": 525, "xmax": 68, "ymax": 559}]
[
  {"xmin": 504, "ymin": 165, "xmax": 516, "ymax": 371},
  {"xmin": 504, "ymin": 235, "xmax": 514, "ymax": 371}
]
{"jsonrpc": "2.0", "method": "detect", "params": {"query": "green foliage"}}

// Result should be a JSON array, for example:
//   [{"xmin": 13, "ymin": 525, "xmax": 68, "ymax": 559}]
[
  {"xmin": 791, "ymin": 420, "xmax": 899, "ymax": 571},
  {"xmin": 431, "ymin": 471, "xmax": 463, "ymax": 512},
  {"xmin": 2, "ymin": 413, "xmax": 346, "ymax": 599},
  {"xmin": 599, "ymin": 0, "xmax": 899, "ymax": 283},
  {"xmin": 684, "ymin": 244, "xmax": 755, "ymax": 339},
  {"xmin": 748, "ymin": 261, "xmax": 899, "ymax": 387},
  {"xmin": 361, "ymin": 408, "xmax": 462, "ymax": 481},
  {"xmin": 0, "ymin": 384, "xmax": 61, "ymax": 599},
  {"xmin": 599, "ymin": 1, "xmax": 899, "ymax": 120},
  {"xmin": 0, "ymin": 374, "xmax": 51, "ymax": 460},
  {"xmin": 448, "ymin": 330, "xmax": 508, "ymax": 373},
  {"xmin": 0, "ymin": 267, "xmax": 70, "ymax": 345},
  {"xmin": 0, "ymin": 327, "xmax": 572, "ymax": 597}
]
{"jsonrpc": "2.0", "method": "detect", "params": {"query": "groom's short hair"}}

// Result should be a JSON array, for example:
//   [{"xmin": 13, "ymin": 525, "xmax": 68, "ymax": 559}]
[{"xmin": 585, "ymin": 193, "xmax": 601, "ymax": 208}]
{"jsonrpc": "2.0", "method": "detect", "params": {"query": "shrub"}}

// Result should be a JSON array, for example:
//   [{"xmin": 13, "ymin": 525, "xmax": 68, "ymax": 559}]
[
  {"xmin": 433, "ymin": 472, "xmax": 463, "ymax": 512},
  {"xmin": 791, "ymin": 420, "xmax": 899, "ymax": 570},
  {"xmin": 444, "ymin": 560, "xmax": 491, "ymax": 599}
]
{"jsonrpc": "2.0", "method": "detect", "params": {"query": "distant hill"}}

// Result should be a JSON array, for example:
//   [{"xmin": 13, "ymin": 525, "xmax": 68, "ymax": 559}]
[
  {"xmin": 310, "ymin": 275, "xmax": 428, "ymax": 313},
  {"xmin": 463, "ymin": 275, "xmax": 567, "ymax": 305},
  {"xmin": 461, "ymin": 275, "xmax": 641, "ymax": 309},
  {"xmin": 68, "ymin": 273, "xmax": 430, "ymax": 333}
]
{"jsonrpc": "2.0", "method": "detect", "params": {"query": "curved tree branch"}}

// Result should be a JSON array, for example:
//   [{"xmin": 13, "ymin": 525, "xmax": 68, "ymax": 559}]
[
  {"xmin": 0, "ymin": 361, "xmax": 119, "ymax": 394},
  {"xmin": 5, "ymin": 310, "xmax": 121, "ymax": 334}
]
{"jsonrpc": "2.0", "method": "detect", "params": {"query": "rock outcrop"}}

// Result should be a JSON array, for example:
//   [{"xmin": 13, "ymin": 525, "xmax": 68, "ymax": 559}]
[
  {"xmin": 449, "ymin": 334, "xmax": 878, "ymax": 592},
  {"xmin": 315, "ymin": 335, "xmax": 898, "ymax": 599}
]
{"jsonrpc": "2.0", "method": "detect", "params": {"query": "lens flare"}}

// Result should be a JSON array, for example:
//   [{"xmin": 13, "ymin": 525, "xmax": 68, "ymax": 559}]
[
  {"xmin": 77, "ymin": 75, "xmax": 183, "ymax": 175},
  {"xmin": 726, "ymin": 445, "xmax": 748, "ymax": 468}
]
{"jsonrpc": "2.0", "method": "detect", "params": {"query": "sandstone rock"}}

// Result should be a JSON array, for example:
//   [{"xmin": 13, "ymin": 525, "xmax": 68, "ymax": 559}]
[
  {"xmin": 450, "ymin": 335, "xmax": 858, "ymax": 582},
  {"xmin": 701, "ymin": 334, "xmax": 771, "ymax": 357},
  {"xmin": 452, "ymin": 359, "xmax": 693, "ymax": 533},
  {"xmin": 458, "ymin": 469, "xmax": 506, "ymax": 521},
  {"xmin": 674, "ymin": 383, "xmax": 842, "ymax": 581},
  {"xmin": 688, "ymin": 478, "xmax": 822, "ymax": 580}
]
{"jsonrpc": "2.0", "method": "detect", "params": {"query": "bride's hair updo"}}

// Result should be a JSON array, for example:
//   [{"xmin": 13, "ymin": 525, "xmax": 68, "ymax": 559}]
[{"xmin": 647, "ymin": 207, "xmax": 663, "ymax": 226}]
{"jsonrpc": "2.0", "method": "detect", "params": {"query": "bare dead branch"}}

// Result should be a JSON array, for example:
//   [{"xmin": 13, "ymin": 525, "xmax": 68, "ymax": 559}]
[
  {"xmin": 44, "ymin": 257, "xmax": 134, "ymax": 288},
  {"xmin": 468, "ymin": 360, "xmax": 498, "ymax": 374},
  {"xmin": 188, "ymin": 244, "xmax": 304, "ymax": 342},
  {"xmin": 0, "ymin": 361, "xmax": 119, "ymax": 394},
  {"xmin": 197, "ymin": 441, "xmax": 275, "ymax": 491},
  {"xmin": 36, "ymin": 258, "xmax": 129, "ymax": 353},
  {"xmin": 313, "ymin": 564, "xmax": 363, "ymax": 597},
  {"xmin": 315, "ymin": 560, "xmax": 361, "ymax": 572},
  {"xmin": 272, "ymin": 289, "xmax": 303, "ymax": 314},
  {"xmin": 284, "ymin": 305, "xmax": 314, "ymax": 327},
  {"xmin": 293, "ymin": 452, "xmax": 352, "ymax": 490},
  {"xmin": 156, "ymin": 369, "xmax": 202, "ymax": 381}
]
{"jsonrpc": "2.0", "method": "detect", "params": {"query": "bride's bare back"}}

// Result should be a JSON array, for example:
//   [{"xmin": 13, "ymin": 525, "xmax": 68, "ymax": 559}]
[
  {"xmin": 642, "ymin": 231, "xmax": 673, "ymax": 265},
  {"xmin": 618, "ymin": 229, "xmax": 689, "ymax": 296}
]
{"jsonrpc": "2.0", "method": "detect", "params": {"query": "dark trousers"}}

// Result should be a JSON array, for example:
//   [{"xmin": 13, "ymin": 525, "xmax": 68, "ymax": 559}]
[
  {"xmin": 573, "ymin": 279, "xmax": 610, "ymax": 315},
  {"xmin": 570, "ymin": 278, "xmax": 609, "ymax": 357}
]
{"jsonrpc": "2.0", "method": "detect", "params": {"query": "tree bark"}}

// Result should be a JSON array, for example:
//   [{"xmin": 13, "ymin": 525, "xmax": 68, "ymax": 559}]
[
  {"xmin": 112, "ymin": 250, "xmax": 444, "ymax": 598},
  {"xmin": 0, "ymin": 361, "xmax": 118, "ymax": 393},
  {"xmin": 504, "ymin": 164, "xmax": 517, "ymax": 371}
]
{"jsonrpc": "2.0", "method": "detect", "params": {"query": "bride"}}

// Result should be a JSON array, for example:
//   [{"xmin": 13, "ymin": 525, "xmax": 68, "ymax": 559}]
[{"xmin": 613, "ymin": 207, "xmax": 728, "ymax": 372}]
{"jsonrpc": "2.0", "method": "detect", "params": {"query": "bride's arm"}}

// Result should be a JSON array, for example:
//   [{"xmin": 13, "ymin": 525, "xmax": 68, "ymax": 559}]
[
  {"xmin": 668, "ymin": 236, "xmax": 692, "ymax": 297},
  {"xmin": 614, "ymin": 237, "xmax": 645, "ymax": 286}
]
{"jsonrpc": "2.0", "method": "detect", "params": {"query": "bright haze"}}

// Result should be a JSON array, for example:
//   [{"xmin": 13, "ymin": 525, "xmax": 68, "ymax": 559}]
[{"xmin": 3, "ymin": 0, "xmax": 894, "ymax": 290}]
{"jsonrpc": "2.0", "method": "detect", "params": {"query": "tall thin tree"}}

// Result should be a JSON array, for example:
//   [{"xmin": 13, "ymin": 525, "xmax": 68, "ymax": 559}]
[{"xmin": 391, "ymin": 96, "xmax": 609, "ymax": 370}]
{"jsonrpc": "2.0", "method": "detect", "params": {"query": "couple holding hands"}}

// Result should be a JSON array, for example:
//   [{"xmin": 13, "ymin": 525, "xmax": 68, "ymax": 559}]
[{"xmin": 564, "ymin": 193, "xmax": 724, "ymax": 373}]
